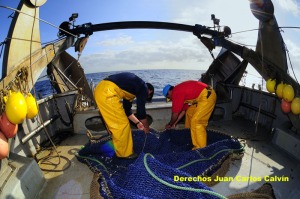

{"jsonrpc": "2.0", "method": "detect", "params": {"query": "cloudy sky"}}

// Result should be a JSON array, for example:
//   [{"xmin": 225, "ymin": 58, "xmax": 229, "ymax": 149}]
[{"xmin": 0, "ymin": 0, "xmax": 299, "ymax": 83}]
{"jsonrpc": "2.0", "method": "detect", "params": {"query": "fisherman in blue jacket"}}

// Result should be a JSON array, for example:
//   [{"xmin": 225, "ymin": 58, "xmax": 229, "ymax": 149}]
[{"xmin": 94, "ymin": 72, "xmax": 154, "ymax": 159}]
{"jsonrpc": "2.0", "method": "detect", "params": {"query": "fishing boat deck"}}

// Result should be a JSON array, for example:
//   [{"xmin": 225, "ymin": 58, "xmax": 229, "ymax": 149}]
[
  {"xmin": 36, "ymin": 134, "xmax": 93, "ymax": 199},
  {"xmin": 209, "ymin": 117, "xmax": 300, "ymax": 199},
  {"xmin": 36, "ymin": 116, "xmax": 300, "ymax": 199}
]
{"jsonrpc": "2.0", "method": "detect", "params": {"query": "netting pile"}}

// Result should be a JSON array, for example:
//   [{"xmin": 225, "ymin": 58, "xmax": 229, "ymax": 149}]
[{"xmin": 77, "ymin": 128, "xmax": 243, "ymax": 199}]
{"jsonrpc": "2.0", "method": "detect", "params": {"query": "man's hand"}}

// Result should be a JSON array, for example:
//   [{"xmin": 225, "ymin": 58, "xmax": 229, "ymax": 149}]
[
  {"xmin": 137, "ymin": 122, "xmax": 145, "ymax": 131},
  {"xmin": 165, "ymin": 123, "xmax": 172, "ymax": 129},
  {"xmin": 165, "ymin": 112, "xmax": 179, "ymax": 129},
  {"xmin": 140, "ymin": 118, "xmax": 150, "ymax": 133},
  {"xmin": 165, "ymin": 123, "xmax": 175, "ymax": 129}
]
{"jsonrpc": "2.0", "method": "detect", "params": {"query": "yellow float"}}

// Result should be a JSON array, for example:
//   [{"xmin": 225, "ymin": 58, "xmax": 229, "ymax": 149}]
[
  {"xmin": 266, "ymin": 79, "xmax": 276, "ymax": 93},
  {"xmin": 276, "ymin": 82, "xmax": 285, "ymax": 99},
  {"xmin": 291, "ymin": 97, "xmax": 300, "ymax": 115},
  {"xmin": 282, "ymin": 84, "xmax": 294, "ymax": 102},
  {"xmin": 4, "ymin": 91, "xmax": 27, "ymax": 124},
  {"xmin": 26, "ymin": 93, "xmax": 39, "ymax": 119}
]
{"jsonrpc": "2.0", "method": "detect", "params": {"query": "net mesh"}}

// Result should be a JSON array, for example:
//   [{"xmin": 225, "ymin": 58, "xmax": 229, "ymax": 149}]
[{"xmin": 77, "ymin": 128, "xmax": 243, "ymax": 199}]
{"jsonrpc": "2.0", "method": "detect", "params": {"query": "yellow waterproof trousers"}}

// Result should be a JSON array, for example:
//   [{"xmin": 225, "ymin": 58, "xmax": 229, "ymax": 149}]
[
  {"xmin": 184, "ymin": 88, "xmax": 216, "ymax": 149},
  {"xmin": 94, "ymin": 80, "xmax": 135, "ymax": 157}
]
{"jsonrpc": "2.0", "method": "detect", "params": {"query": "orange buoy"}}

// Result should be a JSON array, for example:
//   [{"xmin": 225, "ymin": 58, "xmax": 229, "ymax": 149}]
[
  {"xmin": 282, "ymin": 84, "xmax": 294, "ymax": 102},
  {"xmin": 5, "ymin": 91, "xmax": 27, "ymax": 124},
  {"xmin": 266, "ymin": 79, "xmax": 276, "ymax": 93},
  {"xmin": 26, "ymin": 93, "xmax": 39, "ymax": 119},
  {"xmin": 0, "ymin": 131, "xmax": 9, "ymax": 159},
  {"xmin": 276, "ymin": 82, "xmax": 285, "ymax": 99},
  {"xmin": 0, "ymin": 112, "xmax": 18, "ymax": 138},
  {"xmin": 291, "ymin": 97, "xmax": 300, "ymax": 115},
  {"xmin": 281, "ymin": 99, "xmax": 291, "ymax": 113}
]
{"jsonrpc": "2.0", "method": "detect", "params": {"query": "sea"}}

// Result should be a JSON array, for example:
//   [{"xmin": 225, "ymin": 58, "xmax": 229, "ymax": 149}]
[{"xmin": 34, "ymin": 69, "xmax": 205, "ymax": 98}]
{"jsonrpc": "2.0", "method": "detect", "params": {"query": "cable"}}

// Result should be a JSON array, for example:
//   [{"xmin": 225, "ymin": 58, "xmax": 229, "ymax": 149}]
[
  {"xmin": 0, "ymin": 5, "xmax": 78, "ymax": 38},
  {"xmin": 228, "ymin": 26, "xmax": 300, "ymax": 48},
  {"xmin": 0, "ymin": 40, "xmax": 6, "ymax": 59},
  {"xmin": 227, "ymin": 38, "xmax": 256, "ymax": 48},
  {"xmin": 285, "ymin": 43, "xmax": 299, "ymax": 84},
  {"xmin": 28, "ymin": 0, "xmax": 37, "ymax": 93},
  {"xmin": 37, "ymin": 155, "xmax": 71, "ymax": 172},
  {"xmin": 231, "ymin": 28, "xmax": 260, "ymax": 35},
  {"xmin": 278, "ymin": 26, "xmax": 300, "ymax": 29},
  {"xmin": 41, "ymin": 37, "xmax": 65, "ymax": 46},
  {"xmin": 28, "ymin": 1, "xmax": 70, "ymax": 173},
  {"xmin": 253, "ymin": 30, "xmax": 264, "ymax": 135},
  {"xmin": 34, "ymin": 129, "xmax": 72, "ymax": 172}
]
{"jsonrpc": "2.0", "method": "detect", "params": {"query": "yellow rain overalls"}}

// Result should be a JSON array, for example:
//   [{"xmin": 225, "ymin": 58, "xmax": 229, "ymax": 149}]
[
  {"xmin": 184, "ymin": 87, "xmax": 216, "ymax": 149},
  {"xmin": 94, "ymin": 80, "xmax": 136, "ymax": 157}
]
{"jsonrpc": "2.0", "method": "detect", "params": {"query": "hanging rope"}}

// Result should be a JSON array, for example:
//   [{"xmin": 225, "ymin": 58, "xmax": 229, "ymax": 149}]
[
  {"xmin": 284, "ymin": 43, "xmax": 299, "ymax": 84},
  {"xmin": 0, "ymin": 40, "xmax": 6, "ymax": 59},
  {"xmin": 2, "ymin": 0, "xmax": 73, "ymax": 172},
  {"xmin": 254, "ymin": 28, "xmax": 265, "ymax": 136}
]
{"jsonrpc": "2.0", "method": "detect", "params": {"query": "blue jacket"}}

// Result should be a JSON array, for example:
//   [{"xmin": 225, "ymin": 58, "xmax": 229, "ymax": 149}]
[{"xmin": 105, "ymin": 72, "xmax": 148, "ymax": 119}]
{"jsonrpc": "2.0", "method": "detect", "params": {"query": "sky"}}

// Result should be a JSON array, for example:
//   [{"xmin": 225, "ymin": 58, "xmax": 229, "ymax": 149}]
[{"xmin": 0, "ymin": 0, "xmax": 300, "ymax": 85}]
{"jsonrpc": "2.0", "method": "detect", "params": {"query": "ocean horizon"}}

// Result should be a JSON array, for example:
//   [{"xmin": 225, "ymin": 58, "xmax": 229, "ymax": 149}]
[{"xmin": 35, "ymin": 69, "xmax": 204, "ymax": 98}]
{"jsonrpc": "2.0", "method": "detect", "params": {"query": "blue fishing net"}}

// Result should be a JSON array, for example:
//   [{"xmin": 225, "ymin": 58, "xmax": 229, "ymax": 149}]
[{"xmin": 77, "ymin": 129, "xmax": 243, "ymax": 199}]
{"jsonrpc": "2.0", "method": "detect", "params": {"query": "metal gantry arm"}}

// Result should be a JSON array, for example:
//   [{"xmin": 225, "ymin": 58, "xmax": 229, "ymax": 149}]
[
  {"xmin": 61, "ymin": 20, "xmax": 228, "ymax": 38},
  {"xmin": 63, "ymin": 20, "xmax": 229, "ymax": 56},
  {"xmin": 60, "ymin": 19, "xmax": 299, "ymax": 93}
]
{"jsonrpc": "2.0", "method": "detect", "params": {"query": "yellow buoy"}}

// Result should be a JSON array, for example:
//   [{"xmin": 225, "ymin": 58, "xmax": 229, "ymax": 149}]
[
  {"xmin": 282, "ymin": 84, "xmax": 294, "ymax": 102},
  {"xmin": 26, "ymin": 93, "xmax": 39, "ymax": 119},
  {"xmin": 266, "ymin": 79, "xmax": 276, "ymax": 93},
  {"xmin": 291, "ymin": 97, "xmax": 300, "ymax": 115},
  {"xmin": 276, "ymin": 82, "xmax": 285, "ymax": 99},
  {"xmin": 5, "ymin": 91, "xmax": 27, "ymax": 124}
]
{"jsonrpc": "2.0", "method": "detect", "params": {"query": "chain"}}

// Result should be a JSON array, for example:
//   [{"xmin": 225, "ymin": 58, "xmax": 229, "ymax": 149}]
[{"xmin": 0, "ymin": 90, "xmax": 7, "ymax": 114}]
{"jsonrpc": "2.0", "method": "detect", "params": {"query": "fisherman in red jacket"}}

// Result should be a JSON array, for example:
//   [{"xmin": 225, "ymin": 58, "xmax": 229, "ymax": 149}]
[
  {"xmin": 163, "ymin": 80, "xmax": 216, "ymax": 149},
  {"xmin": 94, "ymin": 72, "xmax": 154, "ymax": 159}
]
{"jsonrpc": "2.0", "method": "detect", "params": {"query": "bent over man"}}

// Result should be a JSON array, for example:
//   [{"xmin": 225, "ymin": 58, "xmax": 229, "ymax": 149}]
[
  {"xmin": 163, "ymin": 80, "xmax": 216, "ymax": 149},
  {"xmin": 94, "ymin": 72, "xmax": 154, "ymax": 159}
]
